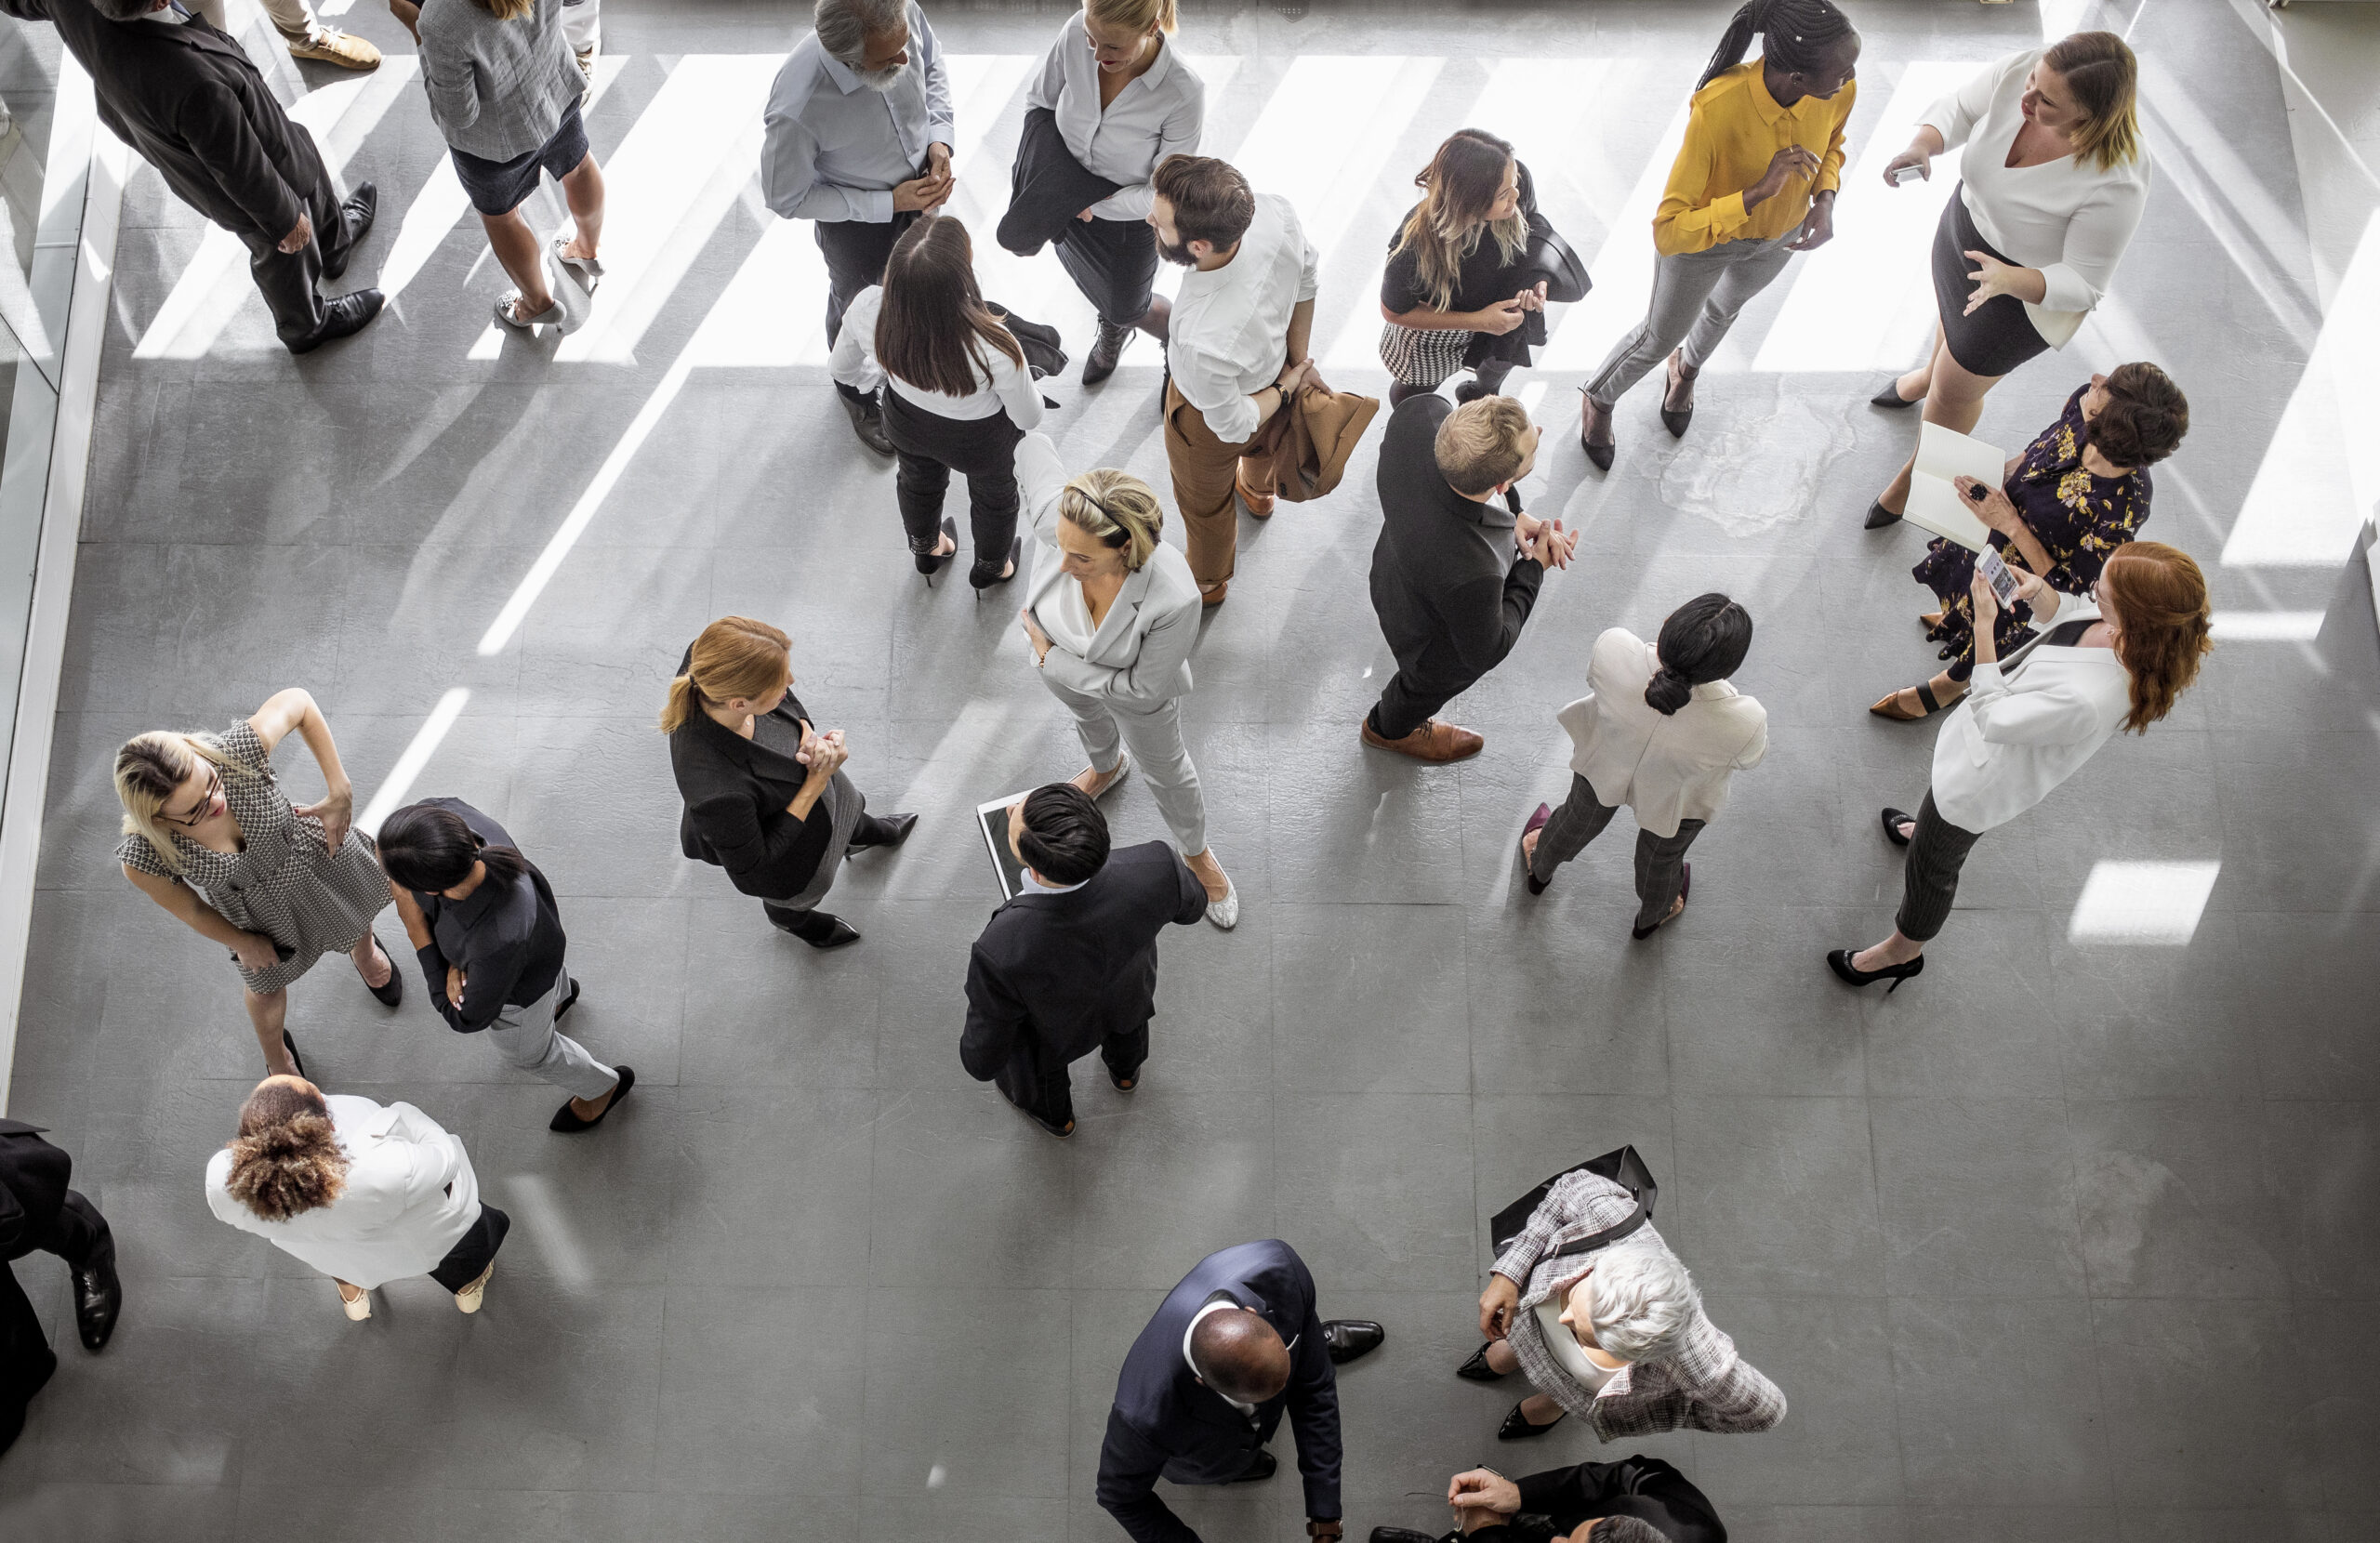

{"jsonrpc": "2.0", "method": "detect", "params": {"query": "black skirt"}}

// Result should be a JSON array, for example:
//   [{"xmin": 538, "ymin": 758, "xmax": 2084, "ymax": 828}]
[{"xmin": 1932, "ymin": 185, "xmax": 2050, "ymax": 378}]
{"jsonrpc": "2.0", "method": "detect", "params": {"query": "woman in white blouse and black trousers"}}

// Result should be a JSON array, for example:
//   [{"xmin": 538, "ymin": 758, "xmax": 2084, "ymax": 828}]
[
  {"xmin": 1025, "ymin": 0, "xmax": 1204, "ymax": 383},
  {"xmin": 830, "ymin": 215, "xmax": 1042, "ymax": 590},
  {"xmin": 1863, "ymin": 32, "xmax": 2150, "ymax": 529}
]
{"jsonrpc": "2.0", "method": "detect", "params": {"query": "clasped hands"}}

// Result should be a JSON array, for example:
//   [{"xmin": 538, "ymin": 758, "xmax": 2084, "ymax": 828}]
[
  {"xmin": 893, "ymin": 142, "xmax": 956, "ymax": 214},
  {"xmin": 794, "ymin": 723, "xmax": 850, "ymax": 782},
  {"xmin": 1514, "ymin": 510, "xmax": 1578, "ymax": 571},
  {"xmin": 1471, "ymin": 281, "xmax": 1549, "ymax": 336}
]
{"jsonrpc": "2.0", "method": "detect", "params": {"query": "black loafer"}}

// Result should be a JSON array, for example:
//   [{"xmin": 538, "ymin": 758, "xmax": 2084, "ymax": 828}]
[
  {"xmin": 553, "ymin": 977, "xmax": 581, "ymax": 1020},
  {"xmin": 1498, "ymin": 1401, "xmax": 1567, "ymax": 1440},
  {"xmin": 550, "ymin": 1064, "xmax": 633, "ymax": 1133},
  {"xmin": 324, "ymin": 180, "xmax": 378, "ymax": 279},
  {"xmin": 288, "ymin": 288, "xmax": 383, "ymax": 354},
  {"xmin": 1456, "ymin": 1341, "xmax": 1508, "ymax": 1381},
  {"xmin": 1863, "ymin": 500, "xmax": 1902, "ymax": 530},
  {"xmin": 1322, "ymin": 1319, "xmax": 1385, "ymax": 1365},
  {"xmin": 1226, "ymin": 1448, "xmax": 1277, "ymax": 1484},
  {"xmin": 1881, "ymin": 807, "xmax": 1915, "ymax": 848},
  {"xmin": 73, "ymin": 1244, "xmax": 123, "ymax": 1352},
  {"xmin": 364, "ymin": 936, "xmax": 402, "ymax": 1007}
]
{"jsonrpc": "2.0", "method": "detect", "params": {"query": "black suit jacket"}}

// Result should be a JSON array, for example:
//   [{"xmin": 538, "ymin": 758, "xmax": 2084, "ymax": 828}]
[
  {"xmin": 1098, "ymin": 1240, "xmax": 1342, "ymax": 1542},
  {"xmin": 961, "ymin": 841, "xmax": 1206, "ymax": 1085},
  {"xmin": 0, "ymin": 1120, "xmax": 72, "ymax": 1265},
  {"xmin": 1368, "ymin": 393, "xmax": 1543, "ymax": 690},
  {"xmin": 997, "ymin": 104, "xmax": 1121, "ymax": 257},
  {"xmin": 0, "ymin": 0, "xmax": 328, "ymax": 242},
  {"xmin": 1515, "ymin": 1454, "xmax": 1726, "ymax": 1543},
  {"xmin": 667, "ymin": 645, "xmax": 835, "ymax": 903}
]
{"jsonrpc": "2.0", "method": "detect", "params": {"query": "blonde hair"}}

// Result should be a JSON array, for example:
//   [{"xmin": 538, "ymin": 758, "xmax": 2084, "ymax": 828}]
[
  {"xmin": 114, "ymin": 731, "xmax": 245, "ymax": 876},
  {"xmin": 1434, "ymin": 396, "xmax": 1535, "ymax": 495},
  {"xmin": 223, "ymin": 1078, "xmax": 349, "ymax": 1223},
  {"xmin": 469, "ymin": 0, "xmax": 536, "ymax": 17},
  {"xmin": 2043, "ymin": 32, "xmax": 2141, "ymax": 173},
  {"xmin": 1087, "ymin": 0, "xmax": 1177, "ymax": 33},
  {"xmin": 659, "ymin": 616, "xmax": 794, "ymax": 734},
  {"xmin": 1391, "ymin": 129, "xmax": 1527, "ymax": 313},
  {"xmin": 1059, "ymin": 469, "xmax": 1164, "ymax": 574},
  {"xmin": 2096, "ymin": 541, "xmax": 2212, "ymax": 734}
]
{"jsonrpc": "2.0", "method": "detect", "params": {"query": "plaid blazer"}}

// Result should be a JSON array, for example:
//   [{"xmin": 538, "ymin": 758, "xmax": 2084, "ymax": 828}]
[
  {"xmin": 417, "ymin": 0, "xmax": 584, "ymax": 162},
  {"xmin": 1490, "ymin": 1168, "xmax": 1786, "ymax": 1440}
]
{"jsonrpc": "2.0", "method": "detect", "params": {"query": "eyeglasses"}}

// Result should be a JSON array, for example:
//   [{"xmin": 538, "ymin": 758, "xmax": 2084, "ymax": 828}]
[{"xmin": 162, "ymin": 766, "xmax": 220, "ymax": 828}]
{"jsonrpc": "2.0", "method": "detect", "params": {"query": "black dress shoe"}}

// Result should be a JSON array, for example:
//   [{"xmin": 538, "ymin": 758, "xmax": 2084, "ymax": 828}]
[
  {"xmin": 364, "ymin": 934, "xmax": 402, "ymax": 1007},
  {"xmin": 550, "ymin": 1064, "xmax": 633, "ymax": 1133},
  {"xmin": 553, "ymin": 977, "xmax": 581, "ymax": 1020},
  {"xmin": 1369, "ymin": 1530, "xmax": 1448, "ymax": 1543},
  {"xmin": 1226, "ymin": 1447, "xmax": 1277, "ymax": 1484},
  {"xmin": 324, "ymin": 180, "xmax": 378, "ymax": 280},
  {"xmin": 287, "ymin": 288, "xmax": 383, "ymax": 354},
  {"xmin": 1322, "ymin": 1319, "xmax": 1384, "ymax": 1365},
  {"xmin": 73, "ymin": 1243, "xmax": 123, "ymax": 1352},
  {"xmin": 839, "ymin": 389, "xmax": 895, "ymax": 455},
  {"xmin": 1497, "ymin": 1400, "xmax": 1567, "ymax": 1440},
  {"xmin": 1456, "ymin": 1341, "xmax": 1509, "ymax": 1381},
  {"xmin": 770, "ymin": 910, "xmax": 862, "ymax": 949},
  {"xmin": 1863, "ymin": 500, "xmax": 1903, "ymax": 529},
  {"xmin": 852, "ymin": 813, "xmax": 918, "ymax": 851}
]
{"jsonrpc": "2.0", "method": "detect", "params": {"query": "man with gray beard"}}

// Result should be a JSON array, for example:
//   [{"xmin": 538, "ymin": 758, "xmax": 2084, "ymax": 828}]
[{"xmin": 761, "ymin": 0, "xmax": 956, "ymax": 453}]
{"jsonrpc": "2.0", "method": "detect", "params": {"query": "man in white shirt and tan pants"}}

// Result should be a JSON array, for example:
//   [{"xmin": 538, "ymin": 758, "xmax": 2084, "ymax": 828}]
[{"xmin": 1149, "ymin": 154, "xmax": 1317, "ymax": 605}]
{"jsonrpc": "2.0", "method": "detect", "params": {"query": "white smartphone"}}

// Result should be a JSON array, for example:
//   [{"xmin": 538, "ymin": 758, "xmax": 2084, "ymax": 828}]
[
  {"xmin": 1977, "ymin": 547, "xmax": 2022, "ymax": 606},
  {"xmin": 1888, "ymin": 164, "xmax": 1924, "ymax": 187}
]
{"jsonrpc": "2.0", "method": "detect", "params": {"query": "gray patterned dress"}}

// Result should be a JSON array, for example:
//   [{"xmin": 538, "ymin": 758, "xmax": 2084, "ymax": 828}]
[{"xmin": 116, "ymin": 721, "xmax": 392, "ymax": 996}]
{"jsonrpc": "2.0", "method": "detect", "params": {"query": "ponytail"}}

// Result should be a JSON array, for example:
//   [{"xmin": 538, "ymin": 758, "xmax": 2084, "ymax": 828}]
[
  {"xmin": 659, "ymin": 616, "xmax": 793, "ymax": 735},
  {"xmin": 1645, "ymin": 593, "xmax": 1755, "ymax": 716},
  {"xmin": 1696, "ymin": 0, "xmax": 1858, "ymax": 93}
]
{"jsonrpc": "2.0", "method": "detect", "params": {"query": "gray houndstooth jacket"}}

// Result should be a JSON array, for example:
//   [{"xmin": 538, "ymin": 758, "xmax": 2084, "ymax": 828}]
[
  {"xmin": 416, "ymin": 0, "xmax": 584, "ymax": 162},
  {"xmin": 1491, "ymin": 1168, "xmax": 1787, "ymax": 1440}
]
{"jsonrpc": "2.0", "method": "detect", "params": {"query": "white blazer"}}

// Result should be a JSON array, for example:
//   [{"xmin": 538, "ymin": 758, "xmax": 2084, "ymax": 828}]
[
  {"xmin": 1018, "ymin": 432, "xmax": 1203, "ymax": 713},
  {"xmin": 205, "ymin": 1094, "xmax": 480, "ymax": 1290},
  {"xmin": 1555, "ymin": 628, "xmax": 1768, "ymax": 838},
  {"xmin": 1922, "ymin": 49, "xmax": 2151, "ymax": 348},
  {"xmin": 1929, "ymin": 594, "xmax": 2129, "ymax": 834}
]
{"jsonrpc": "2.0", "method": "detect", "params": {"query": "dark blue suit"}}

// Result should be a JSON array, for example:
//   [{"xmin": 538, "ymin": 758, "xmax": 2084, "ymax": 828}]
[{"xmin": 1097, "ymin": 1240, "xmax": 1342, "ymax": 1542}]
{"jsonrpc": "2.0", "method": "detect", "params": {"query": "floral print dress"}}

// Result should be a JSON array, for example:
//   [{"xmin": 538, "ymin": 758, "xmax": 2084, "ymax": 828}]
[{"xmin": 1912, "ymin": 385, "xmax": 2149, "ymax": 681}]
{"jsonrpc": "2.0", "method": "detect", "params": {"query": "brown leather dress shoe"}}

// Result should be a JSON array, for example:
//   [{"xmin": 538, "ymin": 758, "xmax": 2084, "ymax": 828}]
[
  {"xmin": 1361, "ymin": 718, "xmax": 1484, "ymax": 762},
  {"xmin": 1235, "ymin": 466, "xmax": 1276, "ymax": 518}
]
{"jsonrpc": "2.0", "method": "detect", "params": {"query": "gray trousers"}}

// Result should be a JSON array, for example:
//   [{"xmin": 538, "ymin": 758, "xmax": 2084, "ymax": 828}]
[
  {"xmin": 482, "ymin": 967, "xmax": 617, "ymax": 1101},
  {"xmin": 1529, "ymin": 774, "xmax": 1703, "ymax": 932},
  {"xmin": 1043, "ymin": 682, "xmax": 1208, "ymax": 855},
  {"xmin": 1895, "ymin": 791, "xmax": 1983, "ymax": 943},
  {"xmin": 1586, "ymin": 234, "xmax": 1795, "ymax": 408}
]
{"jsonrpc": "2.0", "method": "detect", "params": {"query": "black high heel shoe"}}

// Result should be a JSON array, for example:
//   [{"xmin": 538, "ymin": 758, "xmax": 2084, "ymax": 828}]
[
  {"xmin": 917, "ymin": 517, "xmax": 958, "ymax": 584},
  {"xmin": 1863, "ymin": 501, "xmax": 1903, "ymax": 530},
  {"xmin": 1456, "ymin": 1342, "xmax": 1509, "ymax": 1381},
  {"xmin": 1826, "ymin": 948, "xmax": 1924, "ymax": 993},
  {"xmin": 363, "ymin": 934, "xmax": 401, "ymax": 1007},
  {"xmin": 1497, "ymin": 1401, "xmax": 1566, "ymax": 1440},
  {"xmin": 1880, "ymin": 807, "xmax": 1915, "ymax": 848},
  {"xmin": 971, "ymin": 534, "xmax": 1024, "ymax": 596},
  {"xmin": 1870, "ymin": 378, "xmax": 1923, "ymax": 409}
]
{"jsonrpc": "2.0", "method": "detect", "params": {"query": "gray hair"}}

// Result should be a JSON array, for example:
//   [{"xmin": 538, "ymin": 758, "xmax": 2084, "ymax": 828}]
[
  {"xmin": 814, "ymin": 0, "xmax": 908, "ymax": 66},
  {"xmin": 1583, "ymin": 1241, "xmax": 1699, "ymax": 1364},
  {"xmin": 1591, "ymin": 1520, "xmax": 1667, "ymax": 1543}
]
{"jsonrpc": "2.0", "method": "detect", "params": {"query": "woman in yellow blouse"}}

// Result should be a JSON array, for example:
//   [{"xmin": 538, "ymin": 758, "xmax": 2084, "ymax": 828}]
[{"xmin": 1580, "ymin": 0, "xmax": 1859, "ymax": 470}]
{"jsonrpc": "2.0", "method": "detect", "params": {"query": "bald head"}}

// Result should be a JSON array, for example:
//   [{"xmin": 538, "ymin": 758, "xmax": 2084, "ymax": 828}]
[{"xmin": 1188, "ymin": 1308, "xmax": 1290, "ymax": 1404}]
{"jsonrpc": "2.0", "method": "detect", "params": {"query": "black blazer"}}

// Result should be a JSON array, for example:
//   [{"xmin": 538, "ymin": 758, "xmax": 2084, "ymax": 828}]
[
  {"xmin": 0, "ymin": 0, "xmax": 329, "ymax": 242},
  {"xmin": 1368, "ymin": 393, "xmax": 1543, "ymax": 687},
  {"xmin": 1097, "ymin": 1240, "xmax": 1342, "ymax": 1541},
  {"xmin": 998, "ymin": 104, "xmax": 1121, "ymax": 257},
  {"xmin": 666, "ymin": 646, "xmax": 833, "ymax": 902},
  {"xmin": 1515, "ymin": 1454, "xmax": 1727, "ymax": 1543},
  {"xmin": 0, "ymin": 1120, "xmax": 72, "ymax": 1265},
  {"xmin": 961, "ymin": 841, "xmax": 1206, "ymax": 1085}
]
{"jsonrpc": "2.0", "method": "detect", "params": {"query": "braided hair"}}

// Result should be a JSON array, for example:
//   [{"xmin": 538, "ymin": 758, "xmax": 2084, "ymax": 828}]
[{"xmin": 1697, "ymin": 0, "xmax": 1858, "ymax": 92}]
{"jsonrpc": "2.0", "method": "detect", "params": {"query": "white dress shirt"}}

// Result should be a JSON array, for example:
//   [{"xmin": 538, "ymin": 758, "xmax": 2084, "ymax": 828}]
[
  {"xmin": 1555, "ymin": 628, "xmax": 1769, "ymax": 838},
  {"xmin": 1168, "ymin": 192, "xmax": 1320, "ymax": 444},
  {"xmin": 1929, "ymin": 595, "xmax": 2130, "ymax": 833},
  {"xmin": 1922, "ymin": 49, "xmax": 2151, "ymax": 347},
  {"xmin": 204, "ymin": 1095, "xmax": 481, "ymax": 1291},
  {"xmin": 1025, "ymin": 12, "xmax": 1205, "ymax": 222},
  {"xmin": 760, "ymin": 1, "xmax": 955, "ymax": 225},
  {"xmin": 828, "ymin": 286, "xmax": 1047, "ymax": 428}
]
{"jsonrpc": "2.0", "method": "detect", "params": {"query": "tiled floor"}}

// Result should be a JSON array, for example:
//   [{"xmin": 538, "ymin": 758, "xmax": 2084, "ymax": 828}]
[{"xmin": 4, "ymin": 1, "xmax": 2377, "ymax": 1539}]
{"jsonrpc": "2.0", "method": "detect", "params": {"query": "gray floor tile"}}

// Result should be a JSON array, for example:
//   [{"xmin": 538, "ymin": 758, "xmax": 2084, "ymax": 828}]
[
  {"xmin": 2091, "ymin": 1297, "xmax": 2326, "ymax": 1511},
  {"xmin": 0, "ymin": 1482, "xmax": 238, "ymax": 1543},
  {"xmin": 1870, "ymin": 1097, "xmax": 2086, "ymax": 1298},
  {"xmin": 862, "ymin": 1286, "xmax": 1070, "ymax": 1501},
  {"xmin": 1270, "ymin": 904, "xmax": 1471, "ymax": 1094},
  {"xmin": 2066, "ymin": 1098, "xmax": 2292, "ymax": 1299},
  {"xmin": 1274, "ymin": 1093, "xmax": 1477, "ymax": 1293},
  {"xmin": 654, "ymin": 1286, "xmax": 868, "ymax": 1495},
  {"xmin": 1670, "ymin": 1096, "xmax": 1884, "ymax": 1297},
  {"xmin": 1889, "ymin": 1296, "xmax": 2111, "ymax": 1510}
]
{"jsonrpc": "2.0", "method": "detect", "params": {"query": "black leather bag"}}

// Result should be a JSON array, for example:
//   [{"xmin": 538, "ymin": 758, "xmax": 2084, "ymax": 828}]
[
  {"xmin": 1524, "ymin": 215, "xmax": 1592, "ymax": 305},
  {"xmin": 1489, "ymin": 1145, "xmax": 1657, "ymax": 1260}
]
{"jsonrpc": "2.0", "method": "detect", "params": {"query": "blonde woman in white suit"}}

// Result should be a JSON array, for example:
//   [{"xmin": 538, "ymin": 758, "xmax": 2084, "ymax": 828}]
[
  {"xmin": 1014, "ymin": 433, "xmax": 1236, "ymax": 929},
  {"xmin": 1830, "ymin": 541, "xmax": 2212, "ymax": 990},
  {"xmin": 1520, "ymin": 594, "xmax": 1766, "ymax": 940}
]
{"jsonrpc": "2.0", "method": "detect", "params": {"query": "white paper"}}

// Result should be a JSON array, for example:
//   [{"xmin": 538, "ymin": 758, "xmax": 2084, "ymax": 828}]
[{"xmin": 1905, "ymin": 421, "xmax": 2005, "ymax": 551}]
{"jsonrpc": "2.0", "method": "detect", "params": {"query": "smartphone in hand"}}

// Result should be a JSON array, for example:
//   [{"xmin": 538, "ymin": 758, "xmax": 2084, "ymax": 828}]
[
  {"xmin": 1888, "ymin": 164, "xmax": 1924, "ymax": 187},
  {"xmin": 1977, "ymin": 547, "xmax": 2021, "ymax": 606}
]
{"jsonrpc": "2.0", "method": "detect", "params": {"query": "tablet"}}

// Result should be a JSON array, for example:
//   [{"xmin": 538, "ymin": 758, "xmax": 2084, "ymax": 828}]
[{"xmin": 976, "ymin": 790, "xmax": 1036, "ymax": 901}]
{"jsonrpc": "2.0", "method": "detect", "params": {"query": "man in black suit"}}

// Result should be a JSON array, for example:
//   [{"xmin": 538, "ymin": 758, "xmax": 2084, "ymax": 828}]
[
  {"xmin": 961, "ymin": 784, "xmax": 1206, "ymax": 1139},
  {"xmin": 1099, "ymin": 1239, "xmax": 1385, "ymax": 1543},
  {"xmin": 1360, "ymin": 393, "xmax": 1575, "ymax": 764},
  {"xmin": 0, "ymin": 0, "xmax": 382, "ymax": 353},
  {"xmin": 2, "ymin": 1120, "xmax": 122, "ymax": 1455},
  {"xmin": 1369, "ymin": 1454, "xmax": 1726, "ymax": 1543}
]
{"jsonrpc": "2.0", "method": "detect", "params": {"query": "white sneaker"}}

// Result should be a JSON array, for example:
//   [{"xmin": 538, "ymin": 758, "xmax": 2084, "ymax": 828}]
[{"xmin": 1205, "ymin": 874, "xmax": 1238, "ymax": 930}]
